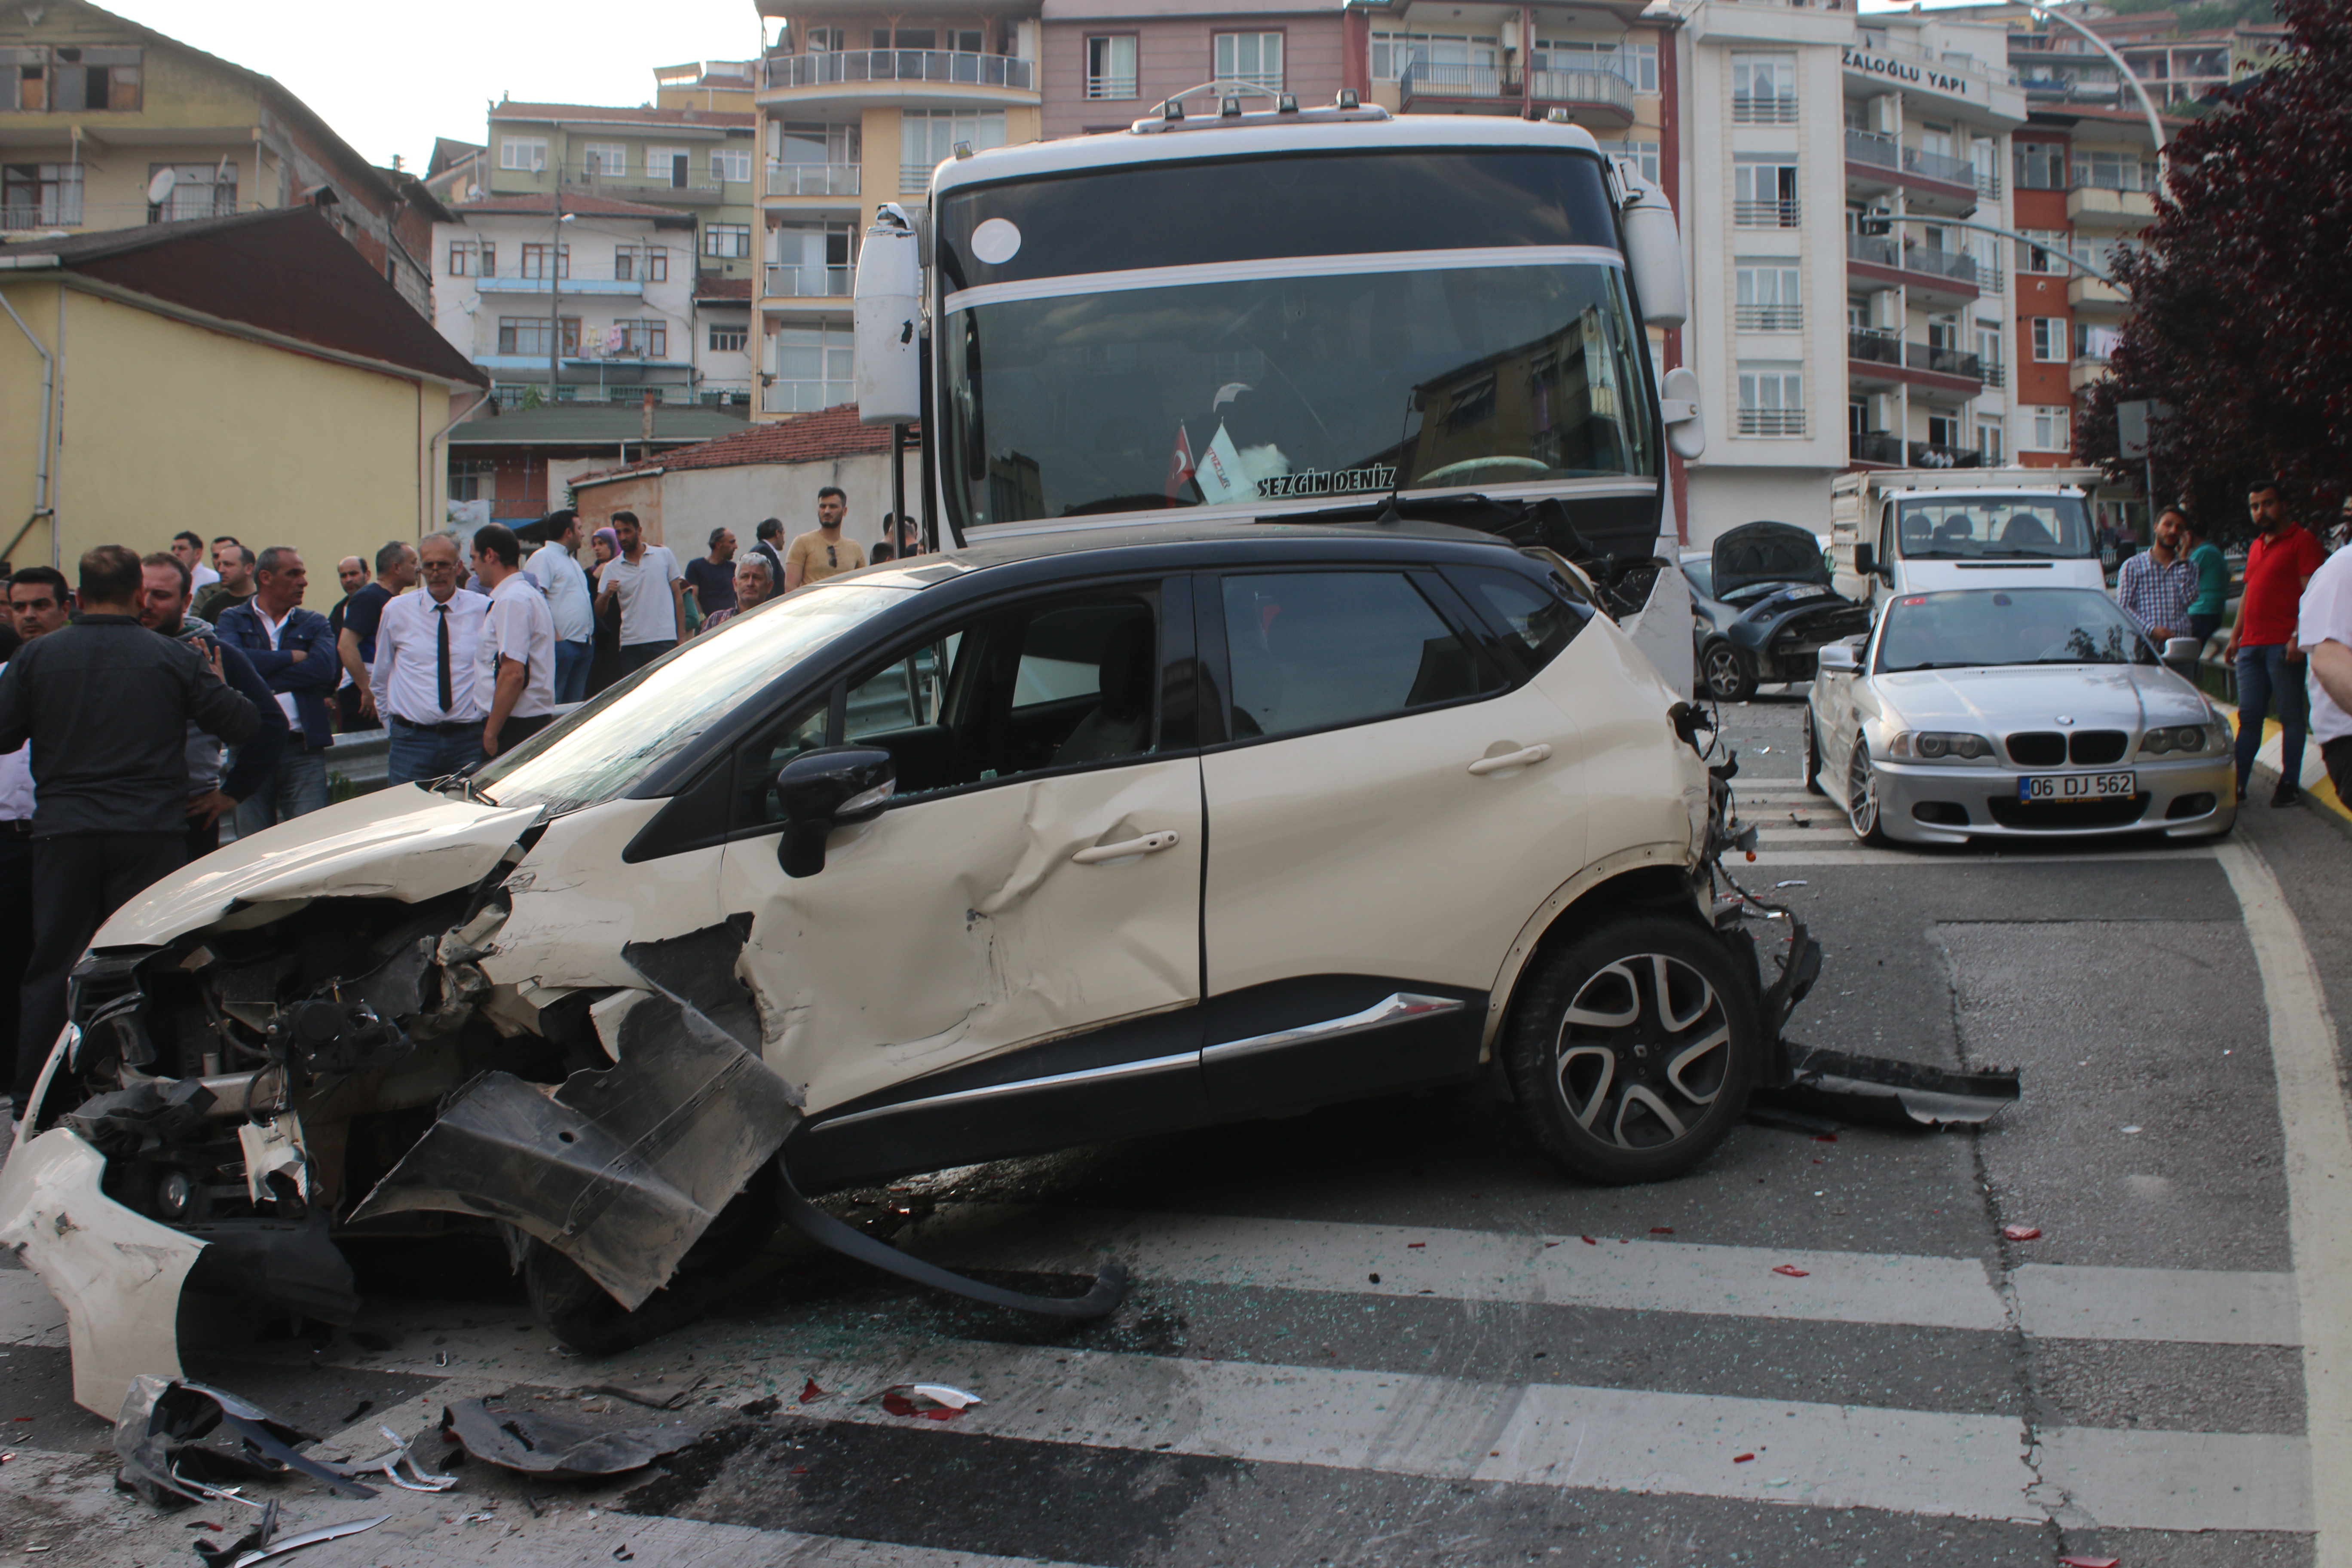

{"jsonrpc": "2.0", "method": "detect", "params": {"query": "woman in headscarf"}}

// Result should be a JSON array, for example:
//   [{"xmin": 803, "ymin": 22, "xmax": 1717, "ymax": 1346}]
[{"xmin": 585, "ymin": 526, "xmax": 626, "ymax": 697}]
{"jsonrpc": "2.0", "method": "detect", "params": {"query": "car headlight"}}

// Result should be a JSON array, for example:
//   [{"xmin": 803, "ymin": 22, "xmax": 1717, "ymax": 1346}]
[
  {"xmin": 2140, "ymin": 724, "xmax": 2218, "ymax": 756},
  {"xmin": 1887, "ymin": 730, "xmax": 1994, "ymax": 760}
]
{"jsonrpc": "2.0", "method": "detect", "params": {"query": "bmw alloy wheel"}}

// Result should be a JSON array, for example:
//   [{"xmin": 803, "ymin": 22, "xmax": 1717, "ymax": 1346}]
[{"xmin": 1847, "ymin": 735, "xmax": 1883, "ymax": 842}]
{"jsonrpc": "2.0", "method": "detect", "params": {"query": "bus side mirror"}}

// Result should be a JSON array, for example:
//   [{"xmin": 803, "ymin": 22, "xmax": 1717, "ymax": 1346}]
[
  {"xmin": 853, "ymin": 204, "xmax": 922, "ymax": 425},
  {"xmin": 1618, "ymin": 175, "xmax": 1687, "ymax": 330},
  {"xmin": 1660, "ymin": 367, "xmax": 1704, "ymax": 462}
]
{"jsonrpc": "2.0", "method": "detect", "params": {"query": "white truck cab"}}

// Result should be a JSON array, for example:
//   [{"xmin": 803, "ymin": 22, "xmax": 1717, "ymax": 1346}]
[{"xmin": 1830, "ymin": 468, "xmax": 2112, "ymax": 612}]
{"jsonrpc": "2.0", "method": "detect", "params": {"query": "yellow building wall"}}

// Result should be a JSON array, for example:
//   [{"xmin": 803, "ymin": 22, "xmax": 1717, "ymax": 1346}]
[{"xmin": 0, "ymin": 285, "xmax": 435, "ymax": 576}]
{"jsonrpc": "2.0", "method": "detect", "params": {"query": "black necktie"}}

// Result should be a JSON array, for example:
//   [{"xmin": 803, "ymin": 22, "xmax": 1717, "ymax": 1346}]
[{"xmin": 435, "ymin": 603, "xmax": 452, "ymax": 713}]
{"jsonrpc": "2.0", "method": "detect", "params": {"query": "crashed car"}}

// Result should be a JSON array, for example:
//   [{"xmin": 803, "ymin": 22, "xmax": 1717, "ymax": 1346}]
[
  {"xmin": 1681, "ymin": 522, "xmax": 1871, "ymax": 703},
  {"xmin": 3, "ymin": 521, "xmax": 1821, "ymax": 1414}
]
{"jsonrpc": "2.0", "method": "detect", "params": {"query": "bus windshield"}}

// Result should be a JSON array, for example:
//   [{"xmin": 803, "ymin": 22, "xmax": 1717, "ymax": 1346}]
[{"xmin": 936, "ymin": 148, "xmax": 1657, "ymax": 528}]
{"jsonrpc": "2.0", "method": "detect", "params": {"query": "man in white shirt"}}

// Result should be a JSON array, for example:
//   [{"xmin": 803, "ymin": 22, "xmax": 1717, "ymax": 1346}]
[
  {"xmin": 473, "ymin": 524, "xmax": 558, "ymax": 757},
  {"xmin": 2300, "ymin": 541, "xmax": 2352, "ymax": 803},
  {"xmin": 371, "ymin": 532, "xmax": 490, "ymax": 785},
  {"xmin": 171, "ymin": 531, "xmax": 219, "ymax": 593},
  {"xmin": 593, "ymin": 509, "xmax": 685, "ymax": 674},
  {"xmin": 524, "ymin": 510, "xmax": 595, "ymax": 704}
]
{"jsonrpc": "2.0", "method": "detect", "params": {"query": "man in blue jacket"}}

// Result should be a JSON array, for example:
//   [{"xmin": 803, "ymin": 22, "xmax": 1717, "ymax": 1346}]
[{"xmin": 214, "ymin": 545, "xmax": 338, "ymax": 839}]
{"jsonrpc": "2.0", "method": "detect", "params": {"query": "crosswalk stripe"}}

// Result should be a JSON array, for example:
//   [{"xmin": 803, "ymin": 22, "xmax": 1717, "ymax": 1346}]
[
  {"xmin": 919, "ymin": 1206, "xmax": 2299, "ymax": 1347},
  {"xmin": 1752, "ymin": 846, "xmax": 2218, "ymax": 867},
  {"xmin": 778, "ymin": 1339, "xmax": 2312, "ymax": 1534}
]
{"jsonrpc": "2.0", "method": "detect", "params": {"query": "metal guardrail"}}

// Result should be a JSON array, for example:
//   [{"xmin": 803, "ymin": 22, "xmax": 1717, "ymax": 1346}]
[{"xmin": 319, "ymin": 703, "xmax": 587, "ymax": 795}]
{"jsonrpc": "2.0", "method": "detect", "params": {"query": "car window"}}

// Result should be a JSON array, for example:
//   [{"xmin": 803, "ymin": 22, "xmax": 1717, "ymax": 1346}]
[
  {"xmin": 845, "ymin": 634, "xmax": 957, "ymax": 743},
  {"xmin": 1444, "ymin": 565, "xmax": 1589, "ymax": 677},
  {"xmin": 1221, "ymin": 571, "xmax": 1494, "ymax": 741},
  {"xmin": 734, "ymin": 702, "xmax": 832, "ymax": 829}
]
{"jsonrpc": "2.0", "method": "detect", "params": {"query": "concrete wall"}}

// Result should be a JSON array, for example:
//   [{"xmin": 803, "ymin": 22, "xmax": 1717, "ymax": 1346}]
[
  {"xmin": 1686, "ymin": 468, "xmax": 1836, "ymax": 550},
  {"xmin": 570, "ymin": 444, "xmax": 924, "ymax": 558},
  {"xmin": 0, "ymin": 279, "xmax": 445, "ymax": 576}
]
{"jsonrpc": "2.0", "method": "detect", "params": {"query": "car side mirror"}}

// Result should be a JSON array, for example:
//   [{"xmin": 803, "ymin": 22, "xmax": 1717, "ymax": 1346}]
[
  {"xmin": 2163, "ymin": 636, "xmax": 2202, "ymax": 664},
  {"xmin": 775, "ymin": 745, "xmax": 895, "ymax": 878},
  {"xmin": 1816, "ymin": 643, "xmax": 1860, "ymax": 674},
  {"xmin": 1851, "ymin": 543, "xmax": 1874, "ymax": 579}
]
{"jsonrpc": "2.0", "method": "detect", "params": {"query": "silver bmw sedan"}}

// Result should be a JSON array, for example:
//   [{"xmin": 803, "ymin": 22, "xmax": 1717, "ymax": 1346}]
[{"xmin": 1804, "ymin": 586, "xmax": 2237, "ymax": 845}]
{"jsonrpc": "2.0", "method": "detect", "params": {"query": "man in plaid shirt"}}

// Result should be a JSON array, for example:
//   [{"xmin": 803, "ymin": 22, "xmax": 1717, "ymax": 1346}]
[{"xmin": 2116, "ymin": 507, "xmax": 2199, "ymax": 643}]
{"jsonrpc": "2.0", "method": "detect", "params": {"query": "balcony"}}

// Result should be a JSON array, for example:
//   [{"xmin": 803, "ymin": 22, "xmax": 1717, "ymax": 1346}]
[
  {"xmin": 1734, "ymin": 199, "xmax": 1802, "ymax": 229},
  {"xmin": 1730, "ymin": 92, "xmax": 1798, "ymax": 125},
  {"xmin": 1849, "ymin": 329, "xmax": 1984, "ymax": 391},
  {"xmin": 764, "ymin": 263, "xmax": 850, "ymax": 299},
  {"xmin": 1851, "ymin": 430, "xmax": 1905, "ymax": 466},
  {"xmin": 901, "ymin": 162, "xmax": 936, "ymax": 193},
  {"xmin": 2069, "ymin": 355, "xmax": 2112, "ymax": 393},
  {"xmin": 760, "ymin": 49, "xmax": 1035, "ymax": 96},
  {"xmin": 1849, "ymin": 328, "xmax": 1905, "ymax": 371},
  {"xmin": 1909, "ymin": 441, "xmax": 1984, "ymax": 469},
  {"xmin": 2067, "ymin": 183, "xmax": 2158, "ymax": 230},
  {"xmin": 582, "ymin": 178, "xmax": 727, "ymax": 207},
  {"xmin": 1734, "ymin": 304, "xmax": 1803, "ymax": 332},
  {"xmin": 1844, "ymin": 129, "xmax": 1977, "ymax": 216},
  {"xmin": 766, "ymin": 162, "xmax": 861, "ymax": 198},
  {"xmin": 1845, "ymin": 232, "xmax": 1979, "ymax": 304},
  {"xmin": 2069, "ymin": 274, "xmax": 2129, "ymax": 313},
  {"xmin": 476, "ymin": 272, "xmax": 646, "ymax": 297},
  {"xmin": 1910, "ymin": 340, "xmax": 1983, "ymax": 380},
  {"xmin": 1736, "ymin": 409, "xmax": 1807, "ymax": 437},
  {"xmin": 1396, "ymin": 62, "xmax": 1634, "ymax": 122},
  {"xmin": 1981, "ymin": 361, "xmax": 2006, "ymax": 389}
]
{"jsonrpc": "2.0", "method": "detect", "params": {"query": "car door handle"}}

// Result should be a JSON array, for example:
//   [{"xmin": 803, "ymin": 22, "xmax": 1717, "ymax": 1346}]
[
  {"xmin": 1467, "ymin": 744, "xmax": 1552, "ymax": 776},
  {"xmin": 1071, "ymin": 830, "xmax": 1182, "ymax": 865}
]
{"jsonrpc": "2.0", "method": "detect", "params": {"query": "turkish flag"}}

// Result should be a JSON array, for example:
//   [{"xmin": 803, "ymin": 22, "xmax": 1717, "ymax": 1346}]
[{"xmin": 1164, "ymin": 421, "xmax": 1197, "ymax": 501}]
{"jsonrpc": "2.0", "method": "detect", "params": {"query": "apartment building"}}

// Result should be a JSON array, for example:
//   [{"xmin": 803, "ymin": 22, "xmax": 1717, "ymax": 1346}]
[
  {"xmin": 1671, "ymin": 0, "xmax": 2024, "ymax": 544},
  {"xmin": 1043, "ymin": 0, "xmax": 1348, "ymax": 139},
  {"xmin": 483, "ymin": 98, "xmax": 762, "ymax": 289},
  {"xmin": 433, "ymin": 193, "xmax": 703, "ymax": 408},
  {"xmin": 749, "ymin": 0, "xmax": 1042, "ymax": 418},
  {"xmin": 0, "ymin": 0, "xmax": 433, "ymax": 312}
]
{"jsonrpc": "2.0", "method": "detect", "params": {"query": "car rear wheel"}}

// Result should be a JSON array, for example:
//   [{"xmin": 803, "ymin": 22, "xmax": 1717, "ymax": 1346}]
[
  {"xmin": 1802, "ymin": 710, "xmax": 1826, "ymax": 796},
  {"xmin": 1846, "ymin": 735, "xmax": 1889, "ymax": 845},
  {"xmin": 1701, "ymin": 641, "xmax": 1755, "ymax": 703},
  {"xmin": 1504, "ymin": 916, "xmax": 1762, "ymax": 1185}
]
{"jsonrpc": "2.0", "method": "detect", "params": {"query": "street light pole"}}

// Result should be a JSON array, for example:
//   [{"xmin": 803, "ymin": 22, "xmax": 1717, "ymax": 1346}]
[
  {"xmin": 546, "ymin": 181, "xmax": 564, "ymax": 404},
  {"xmin": 2019, "ymin": 3, "xmax": 2169, "ymax": 166}
]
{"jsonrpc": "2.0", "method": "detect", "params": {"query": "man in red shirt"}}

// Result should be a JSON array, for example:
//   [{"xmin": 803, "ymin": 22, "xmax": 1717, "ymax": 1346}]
[{"xmin": 2223, "ymin": 479, "xmax": 2326, "ymax": 805}]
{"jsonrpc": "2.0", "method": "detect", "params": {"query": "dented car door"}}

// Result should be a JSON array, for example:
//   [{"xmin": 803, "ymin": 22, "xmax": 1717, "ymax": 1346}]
[{"xmin": 724, "ymin": 579, "xmax": 1208, "ymax": 1184}]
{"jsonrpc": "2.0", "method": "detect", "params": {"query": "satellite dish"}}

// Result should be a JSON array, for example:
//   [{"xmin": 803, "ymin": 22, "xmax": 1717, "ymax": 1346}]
[{"xmin": 145, "ymin": 168, "xmax": 178, "ymax": 205}]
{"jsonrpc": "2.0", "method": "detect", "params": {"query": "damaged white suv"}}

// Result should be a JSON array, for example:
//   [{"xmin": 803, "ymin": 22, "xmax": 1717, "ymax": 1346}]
[{"xmin": 3, "ymin": 522, "xmax": 1817, "ymax": 1413}]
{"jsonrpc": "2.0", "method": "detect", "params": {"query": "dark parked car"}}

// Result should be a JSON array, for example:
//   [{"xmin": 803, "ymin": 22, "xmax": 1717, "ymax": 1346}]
[{"xmin": 1681, "ymin": 521, "xmax": 1871, "ymax": 702}]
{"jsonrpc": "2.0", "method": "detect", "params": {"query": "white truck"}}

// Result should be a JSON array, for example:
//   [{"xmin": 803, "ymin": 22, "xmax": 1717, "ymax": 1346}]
[
  {"xmin": 851, "ymin": 92, "xmax": 1705, "ymax": 694},
  {"xmin": 1828, "ymin": 467, "xmax": 2119, "ymax": 611}
]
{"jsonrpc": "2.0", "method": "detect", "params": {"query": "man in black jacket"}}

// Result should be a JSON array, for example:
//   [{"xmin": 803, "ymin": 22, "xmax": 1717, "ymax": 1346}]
[
  {"xmin": 137, "ymin": 552, "xmax": 290, "ymax": 862},
  {"xmin": 0, "ymin": 545, "xmax": 260, "ymax": 1105}
]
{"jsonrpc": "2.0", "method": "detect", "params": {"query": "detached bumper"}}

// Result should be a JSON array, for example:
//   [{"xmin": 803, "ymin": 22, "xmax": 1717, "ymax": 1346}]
[{"xmin": 1870, "ymin": 755, "xmax": 2237, "ymax": 845}]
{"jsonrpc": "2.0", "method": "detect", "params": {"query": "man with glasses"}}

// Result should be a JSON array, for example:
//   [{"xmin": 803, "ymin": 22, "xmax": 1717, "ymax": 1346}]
[
  {"xmin": 371, "ymin": 533, "xmax": 490, "ymax": 785},
  {"xmin": 784, "ymin": 487, "xmax": 867, "ymax": 591}
]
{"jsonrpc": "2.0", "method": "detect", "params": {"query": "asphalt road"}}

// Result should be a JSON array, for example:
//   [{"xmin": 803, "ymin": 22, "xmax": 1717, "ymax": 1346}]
[{"xmin": 5, "ymin": 686, "xmax": 2349, "ymax": 1567}]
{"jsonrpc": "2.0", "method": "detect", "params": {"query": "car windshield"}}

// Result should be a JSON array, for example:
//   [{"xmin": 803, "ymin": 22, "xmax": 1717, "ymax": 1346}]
[
  {"xmin": 937, "ymin": 149, "xmax": 1654, "ymax": 528},
  {"xmin": 1895, "ymin": 496, "xmax": 2094, "ymax": 560},
  {"xmin": 470, "ymin": 582, "xmax": 919, "ymax": 812},
  {"xmin": 1875, "ymin": 588, "xmax": 2155, "ymax": 673}
]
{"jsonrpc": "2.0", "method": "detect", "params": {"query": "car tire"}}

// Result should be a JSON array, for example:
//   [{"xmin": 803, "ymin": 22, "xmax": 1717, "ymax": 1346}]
[
  {"xmin": 1846, "ymin": 734, "xmax": 1889, "ymax": 845},
  {"xmin": 1802, "ymin": 710, "xmax": 1827, "ymax": 796},
  {"xmin": 1504, "ymin": 916, "xmax": 1762, "ymax": 1186},
  {"xmin": 1701, "ymin": 641, "xmax": 1755, "ymax": 703},
  {"xmin": 524, "ymin": 1161, "xmax": 782, "ymax": 1355}
]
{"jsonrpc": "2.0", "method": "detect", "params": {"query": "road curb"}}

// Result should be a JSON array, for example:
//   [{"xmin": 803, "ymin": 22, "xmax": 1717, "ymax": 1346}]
[{"xmin": 2212, "ymin": 699, "xmax": 2352, "ymax": 830}]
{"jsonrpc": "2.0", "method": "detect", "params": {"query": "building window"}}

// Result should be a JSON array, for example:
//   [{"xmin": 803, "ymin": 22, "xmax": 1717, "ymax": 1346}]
[
  {"xmin": 497, "ymin": 316, "xmax": 579, "ymax": 357},
  {"xmin": 607, "ymin": 319, "xmax": 669, "ymax": 358},
  {"xmin": 1, "ymin": 162, "xmax": 83, "ymax": 227},
  {"xmin": 521, "ymin": 242, "xmax": 570, "ymax": 280},
  {"xmin": 646, "ymin": 147, "xmax": 693, "ymax": 189},
  {"xmin": 1977, "ymin": 423, "xmax": 2005, "ymax": 463},
  {"xmin": 2031, "ymin": 318, "xmax": 2067, "ymax": 361},
  {"xmin": 1927, "ymin": 413, "xmax": 1961, "ymax": 450},
  {"xmin": 1537, "ymin": 40, "xmax": 1657, "ymax": 92},
  {"xmin": 2013, "ymin": 141, "xmax": 2066, "ymax": 190},
  {"xmin": 501, "ymin": 137, "xmax": 548, "ymax": 172},
  {"xmin": 1975, "ymin": 321, "xmax": 2006, "ymax": 386},
  {"xmin": 1214, "ymin": 32, "xmax": 1282, "ymax": 92},
  {"xmin": 1735, "ymin": 263, "xmax": 1802, "ymax": 331},
  {"xmin": 709, "ymin": 325, "xmax": 748, "ymax": 353},
  {"xmin": 1736, "ymin": 366, "xmax": 1805, "ymax": 436},
  {"xmin": 773, "ymin": 120, "xmax": 858, "ymax": 166},
  {"xmin": 2015, "ymin": 229, "xmax": 2067, "ymax": 275},
  {"xmin": 705, "ymin": 223, "xmax": 752, "ymax": 258},
  {"xmin": 902, "ymin": 110, "xmax": 1006, "ymax": 192},
  {"xmin": 447, "ymin": 242, "xmax": 479, "ymax": 276},
  {"xmin": 1087, "ymin": 36, "xmax": 1138, "ymax": 99},
  {"xmin": 1734, "ymin": 159, "xmax": 1800, "ymax": 227},
  {"xmin": 2072, "ymin": 148, "xmax": 2156, "ymax": 193},
  {"xmin": 710, "ymin": 147, "xmax": 752, "ymax": 184},
  {"xmin": 769, "ymin": 322, "xmax": 856, "ymax": 413},
  {"xmin": 147, "ymin": 162, "xmax": 235, "ymax": 223},
  {"xmin": 613, "ymin": 246, "xmax": 668, "ymax": 282},
  {"xmin": 2027, "ymin": 404, "xmax": 2070, "ymax": 452},
  {"xmin": 1369, "ymin": 32, "xmax": 1497, "ymax": 83},
  {"xmin": 1601, "ymin": 140, "xmax": 1660, "ymax": 184},
  {"xmin": 1732, "ymin": 53, "xmax": 1798, "ymax": 123},
  {"xmin": 582, "ymin": 142, "xmax": 627, "ymax": 177},
  {"xmin": 448, "ymin": 457, "xmax": 495, "ymax": 502},
  {"xmin": 769, "ymin": 220, "xmax": 854, "ymax": 295},
  {"xmin": 12, "ymin": 46, "xmax": 141, "ymax": 112}
]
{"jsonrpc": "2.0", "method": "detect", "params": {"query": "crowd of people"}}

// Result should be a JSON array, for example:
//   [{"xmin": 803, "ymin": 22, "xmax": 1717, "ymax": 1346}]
[{"xmin": 0, "ymin": 491, "xmax": 912, "ymax": 1120}]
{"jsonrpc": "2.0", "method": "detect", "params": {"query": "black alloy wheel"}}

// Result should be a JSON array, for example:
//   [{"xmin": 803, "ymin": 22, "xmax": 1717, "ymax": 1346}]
[
  {"xmin": 1504, "ymin": 916, "xmax": 1761, "ymax": 1185},
  {"xmin": 1702, "ymin": 641, "xmax": 1756, "ymax": 703}
]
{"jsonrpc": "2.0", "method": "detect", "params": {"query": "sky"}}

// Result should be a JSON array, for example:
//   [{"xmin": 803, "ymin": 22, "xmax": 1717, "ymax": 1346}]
[{"xmin": 100, "ymin": 0, "xmax": 772, "ymax": 171}]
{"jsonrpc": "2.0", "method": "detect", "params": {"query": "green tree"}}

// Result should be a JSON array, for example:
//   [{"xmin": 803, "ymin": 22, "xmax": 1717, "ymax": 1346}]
[{"xmin": 2081, "ymin": 0, "xmax": 2344, "ymax": 536}]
